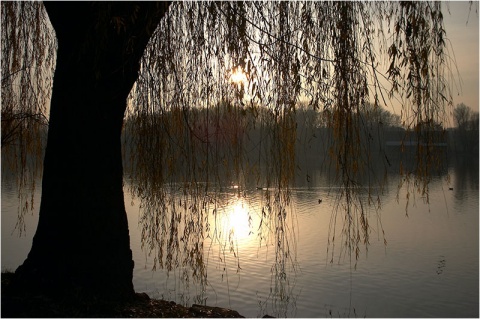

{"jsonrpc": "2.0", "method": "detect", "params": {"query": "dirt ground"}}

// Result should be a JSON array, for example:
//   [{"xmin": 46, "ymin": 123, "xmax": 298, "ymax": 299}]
[{"xmin": 1, "ymin": 272, "xmax": 247, "ymax": 318}]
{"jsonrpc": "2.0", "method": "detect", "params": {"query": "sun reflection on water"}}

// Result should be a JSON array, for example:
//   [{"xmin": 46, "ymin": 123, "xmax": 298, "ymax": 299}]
[
  {"xmin": 228, "ymin": 201, "xmax": 251, "ymax": 239},
  {"xmin": 211, "ymin": 196, "xmax": 257, "ymax": 247}
]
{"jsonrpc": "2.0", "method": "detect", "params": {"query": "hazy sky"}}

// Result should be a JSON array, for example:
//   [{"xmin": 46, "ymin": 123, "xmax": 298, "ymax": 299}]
[{"xmin": 443, "ymin": 1, "xmax": 479, "ymax": 114}]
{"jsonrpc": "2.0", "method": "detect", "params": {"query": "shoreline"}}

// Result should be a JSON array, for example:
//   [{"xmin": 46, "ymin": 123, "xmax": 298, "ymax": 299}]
[{"xmin": 1, "ymin": 272, "xmax": 249, "ymax": 318}]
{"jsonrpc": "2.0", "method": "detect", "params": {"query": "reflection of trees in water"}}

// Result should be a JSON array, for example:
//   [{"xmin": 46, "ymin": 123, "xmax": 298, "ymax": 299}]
[
  {"xmin": 125, "ymin": 103, "xmax": 299, "ymax": 311},
  {"xmin": 122, "ymin": 90, "xmax": 457, "ymax": 313},
  {"xmin": 127, "ymin": 139, "xmax": 456, "ymax": 314},
  {"xmin": 127, "ymin": 174, "xmax": 299, "ymax": 314},
  {"xmin": 1, "ymin": 155, "xmax": 42, "ymax": 236},
  {"xmin": 451, "ymin": 154, "xmax": 479, "ymax": 198}
]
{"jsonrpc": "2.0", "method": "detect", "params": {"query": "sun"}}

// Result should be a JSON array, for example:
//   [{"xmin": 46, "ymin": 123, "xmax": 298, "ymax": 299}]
[{"xmin": 229, "ymin": 66, "xmax": 248, "ymax": 86}]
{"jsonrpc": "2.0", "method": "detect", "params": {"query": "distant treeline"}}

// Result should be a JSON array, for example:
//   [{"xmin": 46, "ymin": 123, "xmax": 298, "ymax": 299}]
[
  {"xmin": 120, "ymin": 101, "xmax": 477, "ymax": 187},
  {"xmin": 2, "ymin": 101, "xmax": 477, "ymax": 184}
]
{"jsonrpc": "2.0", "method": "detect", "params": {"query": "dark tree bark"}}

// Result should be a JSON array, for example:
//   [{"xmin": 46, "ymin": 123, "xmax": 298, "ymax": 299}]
[{"xmin": 13, "ymin": 2, "xmax": 170, "ymax": 301}]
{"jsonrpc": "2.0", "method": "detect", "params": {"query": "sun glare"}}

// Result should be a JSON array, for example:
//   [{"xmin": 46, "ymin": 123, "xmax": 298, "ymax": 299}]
[
  {"xmin": 229, "ymin": 202, "xmax": 251, "ymax": 238},
  {"xmin": 229, "ymin": 67, "xmax": 248, "ymax": 86},
  {"xmin": 208, "ymin": 197, "xmax": 259, "ymax": 248}
]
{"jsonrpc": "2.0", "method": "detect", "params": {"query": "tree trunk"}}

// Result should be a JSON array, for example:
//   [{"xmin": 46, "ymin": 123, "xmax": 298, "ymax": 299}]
[{"xmin": 13, "ymin": 2, "xmax": 169, "ymax": 301}]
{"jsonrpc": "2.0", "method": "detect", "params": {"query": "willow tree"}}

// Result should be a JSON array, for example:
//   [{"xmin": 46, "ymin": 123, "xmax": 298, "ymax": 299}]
[
  {"xmin": 3, "ymin": 1, "xmax": 171, "ymax": 300},
  {"xmin": 2, "ymin": 1, "xmax": 454, "ymax": 302}
]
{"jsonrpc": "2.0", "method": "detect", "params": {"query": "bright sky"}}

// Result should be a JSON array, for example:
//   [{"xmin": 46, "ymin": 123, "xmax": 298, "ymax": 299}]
[{"xmin": 443, "ymin": 1, "xmax": 479, "ymax": 113}]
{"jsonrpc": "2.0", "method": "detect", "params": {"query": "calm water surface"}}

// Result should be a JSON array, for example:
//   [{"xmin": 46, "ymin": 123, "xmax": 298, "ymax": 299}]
[{"xmin": 2, "ymin": 158, "xmax": 478, "ymax": 317}]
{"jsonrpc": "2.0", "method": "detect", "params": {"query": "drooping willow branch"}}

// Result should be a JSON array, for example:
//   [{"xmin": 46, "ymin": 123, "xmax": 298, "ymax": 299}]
[
  {"xmin": 125, "ymin": 1, "xmax": 456, "ymax": 269},
  {"xmin": 2, "ymin": 1, "xmax": 456, "ymax": 270},
  {"xmin": 1, "ymin": 2, "xmax": 56, "ymax": 234}
]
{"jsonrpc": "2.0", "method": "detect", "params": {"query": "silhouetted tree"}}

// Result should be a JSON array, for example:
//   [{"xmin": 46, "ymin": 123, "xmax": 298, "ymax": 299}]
[
  {"xmin": 454, "ymin": 103, "xmax": 472, "ymax": 130},
  {"xmin": 452, "ymin": 103, "xmax": 479, "ymax": 153},
  {"xmin": 2, "ymin": 1, "xmax": 456, "ymax": 303},
  {"xmin": 3, "ymin": 1, "xmax": 171, "ymax": 301}
]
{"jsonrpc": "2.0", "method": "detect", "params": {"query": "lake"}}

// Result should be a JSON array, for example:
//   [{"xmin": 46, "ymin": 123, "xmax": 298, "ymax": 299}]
[{"xmin": 2, "ymin": 155, "xmax": 478, "ymax": 317}]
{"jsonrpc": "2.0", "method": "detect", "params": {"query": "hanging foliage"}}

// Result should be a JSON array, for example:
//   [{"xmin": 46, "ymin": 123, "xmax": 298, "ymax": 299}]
[{"xmin": 2, "ymin": 1, "xmax": 455, "ymax": 279}]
